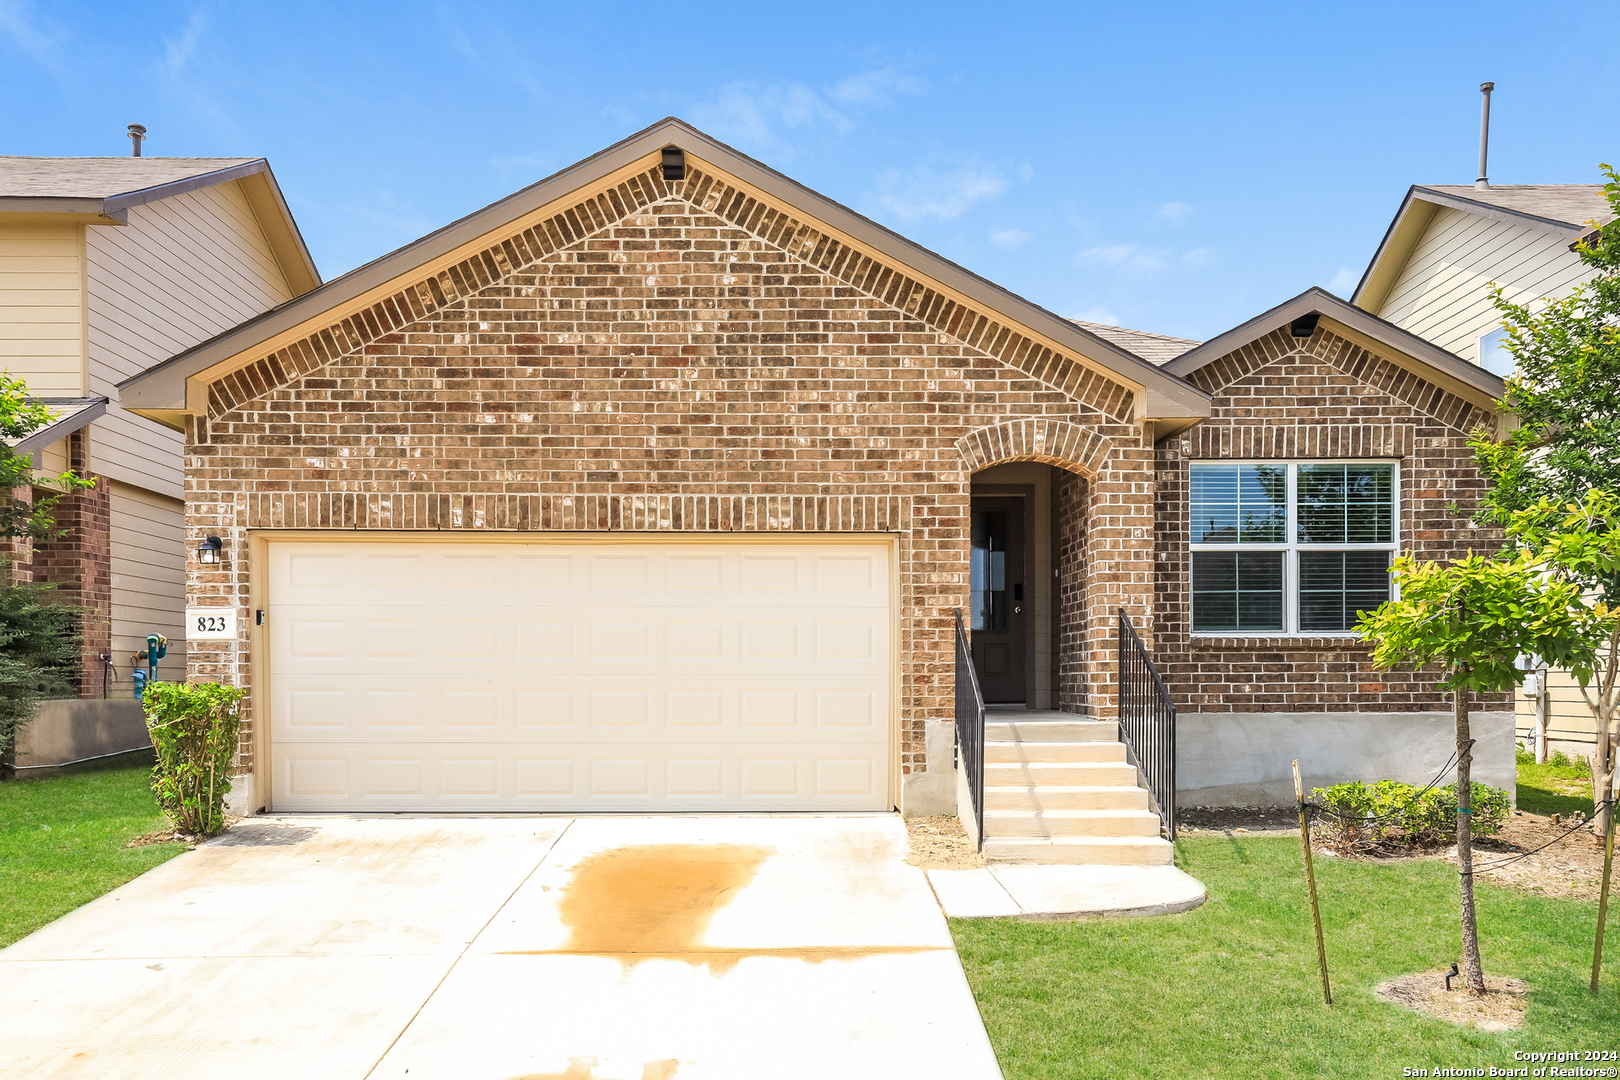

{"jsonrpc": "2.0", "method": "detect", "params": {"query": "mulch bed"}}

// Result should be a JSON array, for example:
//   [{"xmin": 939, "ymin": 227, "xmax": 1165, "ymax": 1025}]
[
  {"xmin": 904, "ymin": 815, "xmax": 986, "ymax": 870},
  {"xmin": 1376, "ymin": 969, "xmax": 1528, "ymax": 1031},
  {"xmin": 1180, "ymin": 806, "xmax": 1616, "ymax": 902}
]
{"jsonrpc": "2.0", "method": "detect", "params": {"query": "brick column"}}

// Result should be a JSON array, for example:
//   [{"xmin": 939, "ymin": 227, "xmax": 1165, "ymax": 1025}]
[
  {"xmin": 29, "ymin": 430, "xmax": 113, "ymax": 698},
  {"xmin": 1079, "ymin": 423, "xmax": 1157, "ymax": 721},
  {"xmin": 7, "ymin": 485, "xmax": 33, "ymax": 583}
]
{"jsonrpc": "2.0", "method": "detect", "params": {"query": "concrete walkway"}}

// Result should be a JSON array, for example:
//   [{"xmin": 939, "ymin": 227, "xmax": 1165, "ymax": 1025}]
[
  {"xmin": 928, "ymin": 863, "xmax": 1207, "ymax": 919},
  {"xmin": 1, "ymin": 815, "xmax": 1003, "ymax": 1080}
]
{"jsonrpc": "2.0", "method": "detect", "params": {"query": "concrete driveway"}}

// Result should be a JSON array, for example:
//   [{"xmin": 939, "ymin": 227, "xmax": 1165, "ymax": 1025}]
[{"xmin": 0, "ymin": 815, "xmax": 1002, "ymax": 1080}]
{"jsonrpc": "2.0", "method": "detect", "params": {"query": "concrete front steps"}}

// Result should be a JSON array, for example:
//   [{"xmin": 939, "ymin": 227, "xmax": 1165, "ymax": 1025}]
[{"xmin": 980, "ymin": 711, "xmax": 1174, "ymax": 866}]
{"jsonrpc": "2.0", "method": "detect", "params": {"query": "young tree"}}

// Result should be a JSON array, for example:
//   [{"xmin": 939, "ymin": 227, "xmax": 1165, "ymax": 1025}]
[
  {"xmin": 1, "ymin": 371, "xmax": 93, "ymax": 541},
  {"xmin": 1507, "ymin": 492, "xmax": 1620, "ymax": 839},
  {"xmin": 1468, "ymin": 166, "xmax": 1620, "ymax": 829},
  {"xmin": 1358, "ymin": 546, "xmax": 1600, "ymax": 995},
  {"xmin": 0, "ymin": 371, "xmax": 95, "ymax": 765}
]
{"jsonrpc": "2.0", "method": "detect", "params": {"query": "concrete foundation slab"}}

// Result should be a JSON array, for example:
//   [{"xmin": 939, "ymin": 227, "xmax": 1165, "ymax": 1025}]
[{"xmin": 1177, "ymin": 710, "xmax": 1516, "ymax": 807}]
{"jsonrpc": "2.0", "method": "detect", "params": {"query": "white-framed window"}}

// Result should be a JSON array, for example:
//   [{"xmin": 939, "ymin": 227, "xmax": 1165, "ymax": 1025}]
[
  {"xmin": 1478, "ymin": 326, "xmax": 1514, "ymax": 377},
  {"xmin": 1189, "ymin": 460, "xmax": 1399, "ymax": 636}
]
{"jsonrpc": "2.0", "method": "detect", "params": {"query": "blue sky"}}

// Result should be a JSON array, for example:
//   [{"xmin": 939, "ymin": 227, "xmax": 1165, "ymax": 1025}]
[{"xmin": 4, "ymin": 1, "xmax": 1615, "ymax": 341}]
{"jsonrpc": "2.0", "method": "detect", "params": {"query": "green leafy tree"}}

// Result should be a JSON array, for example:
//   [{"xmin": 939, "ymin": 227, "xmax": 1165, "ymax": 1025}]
[
  {"xmin": 1357, "ymin": 545, "xmax": 1600, "ymax": 995},
  {"xmin": 143, "ymin": 681, "xmax": 245, "ymax": 837},
  {"xmin": 1466, "ymin": 168, "xmax": 1620, "ymax": 829},
  {"xmin": 0, "ymin": 568, "xmax": 81, "ymax": 758},
  {"xmin": 0, "ymin": 372, "xmax": 93, "ymax": 765},
  {"xmin": 0, "ymin": 371, "xmax": 95, "ymax": 540},
  {"xmin": 1469, "ymin": 165, "xmax": 1620, "ymax": 517},
  {"xmin": 1506, "ymin": 491, "xmax": 1620, "ymax": 838}
]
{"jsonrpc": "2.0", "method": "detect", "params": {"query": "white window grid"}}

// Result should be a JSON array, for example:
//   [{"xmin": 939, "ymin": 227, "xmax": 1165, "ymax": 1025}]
[{"xmin": 1188, "ymin": 459, "xmax": 1401, "ymax": 637}]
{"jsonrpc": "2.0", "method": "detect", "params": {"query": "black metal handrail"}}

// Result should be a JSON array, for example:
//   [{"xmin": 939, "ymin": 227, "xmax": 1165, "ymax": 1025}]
[
  {"xmin": 1118, "ymin": 608, "xmax": 1177, "ymax": 840},
  {"xmin": 954, "ymin": 608, "xmax": 986, "ymax": 850}
]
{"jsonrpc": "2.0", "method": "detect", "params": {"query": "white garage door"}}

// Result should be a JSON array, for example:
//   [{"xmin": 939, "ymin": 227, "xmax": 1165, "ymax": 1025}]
[{"xmin": 267, "ymin": 539, "xmax": 893, "ymax": 811}]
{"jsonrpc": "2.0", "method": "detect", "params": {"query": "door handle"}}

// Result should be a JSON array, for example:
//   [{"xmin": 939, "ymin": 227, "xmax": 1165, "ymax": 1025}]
[{"xmin": 1014, "ymin": 605, "xmax": 1023, "ymax": 615}]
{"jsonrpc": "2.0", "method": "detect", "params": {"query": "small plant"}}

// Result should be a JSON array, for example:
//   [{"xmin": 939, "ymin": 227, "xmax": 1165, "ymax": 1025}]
[
  {"xmin": 1313, "ymin": 779, "xmax": 1510, "ymax": 854},
  {"xmin": 143, "ymin": 682, "xmax": 245, "ymax": 837}
]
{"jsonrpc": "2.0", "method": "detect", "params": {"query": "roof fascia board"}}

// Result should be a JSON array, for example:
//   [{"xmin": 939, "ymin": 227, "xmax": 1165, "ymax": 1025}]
[
  {"xmin": 1411, "ymin": 186, "xmax": 1593, "ymax": 238},
  {"xmin": 0, "ymin": 198, "xmax": 125, "ymax": 224},
  {"xmin": 11, "ymin": 397, "xmax": 108, "ymax": 455},
  {"xmin": 1166, "ymin": 287, "xmax": 1504, "ymax": 412},
  {"xmin": 151, "ymin": 148, "xmax": 671, "ymax": 416},
  {"xmin": 1352, "ymin": 188, "xmax": 1436, "ymax": 312},
  {"xmin": 236, "ymin": 168, "xmax": 321, "ymax": 295},
  {"xmin": 672, "ymin": 136, "xmax": 1207, "ymax": 416},
  {"xmin": 100, "ymin": 159, "xmax": 271, "ymax": 214},
  {"xmin": 124, "ymin": 119, "xmax": 1210, "ymax": 422}
]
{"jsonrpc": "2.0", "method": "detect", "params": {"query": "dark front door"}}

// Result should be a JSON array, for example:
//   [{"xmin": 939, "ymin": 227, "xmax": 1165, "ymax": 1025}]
[{"xmin": 970, "ymin": 497, "xmax": 1027, "ymax": 704}]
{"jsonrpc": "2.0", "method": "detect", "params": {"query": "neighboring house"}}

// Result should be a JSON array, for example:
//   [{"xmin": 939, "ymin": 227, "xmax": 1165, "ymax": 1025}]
[
  {"xmin": 117, "ymin": 120, "xmax": 1512, "ymax": 858},
  {"xmin": 0, "ymin": 153, "xmax": 318, "ymax": 760},
  {"xmin": 1354, "ymin": 181, "xmax": 1618, "ymax": 756}
]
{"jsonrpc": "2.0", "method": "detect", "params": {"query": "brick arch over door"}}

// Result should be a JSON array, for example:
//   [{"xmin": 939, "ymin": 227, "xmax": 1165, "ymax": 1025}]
[{"xmin": 955, "ymin": 418, "xmax": 1114, "ymax": 478}]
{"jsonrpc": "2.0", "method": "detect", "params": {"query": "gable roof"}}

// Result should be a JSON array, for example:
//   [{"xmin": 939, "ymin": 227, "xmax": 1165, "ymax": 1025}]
[
  {"xmin": 117, "ymin": 118, "xmax": 1210, "ymax": 433},
  {"xmin": 0, "ymin": 155, "xmax": 320, "ymax": 295},
  {"xmin": 1070, "ymin": 320, "xmax": 1200, "ymax": 365},
  {"xmin": 1353, "ymin": 183, "xmax": 1614, "ymax": 314},
  {"xmin": 1165, "ymin": 286, "xmax": 1505, "ymax": 414}
]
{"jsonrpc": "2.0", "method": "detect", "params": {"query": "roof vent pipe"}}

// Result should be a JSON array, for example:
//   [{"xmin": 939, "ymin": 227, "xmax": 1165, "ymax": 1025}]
[
  {"xmin": 1475, "ymin": 83, "xmax": 1493, "ymax": 190},
  {"xmin": 127, "ymin": 124, "xmax": 147, "ymax": 157}
]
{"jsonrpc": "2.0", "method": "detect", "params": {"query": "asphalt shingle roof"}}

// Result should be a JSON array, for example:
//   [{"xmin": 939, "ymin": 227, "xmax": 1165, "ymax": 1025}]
[
  {"xmin": 1068, "ymin": 320, "xmax": 1201, "ymax": 365},
  {"xmin": 1423, "ymin": 184, "xmax": 1614, "ymax": 229},
  {"xmin": 0, "ymin": 156, "xmax": 259, "ymax": 199}
]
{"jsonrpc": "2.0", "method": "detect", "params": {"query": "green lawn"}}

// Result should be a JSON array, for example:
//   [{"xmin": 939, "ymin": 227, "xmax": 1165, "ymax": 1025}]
[
  {"xmin": 953, "ymin": 835, "xmax": 1619, "ymax": 1080},
  {"xmin": 0, "ymin": 758, "xmax": 187, "ymax": 948},
  {"xmin": 1517, "ymin": 748, "xmax": 1596, "ymax": 818}
]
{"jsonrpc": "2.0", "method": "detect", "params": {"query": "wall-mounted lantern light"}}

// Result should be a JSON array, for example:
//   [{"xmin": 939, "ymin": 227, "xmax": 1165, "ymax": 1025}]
[{"xmin": 197, "ymin": 535, "xmax": 223, "ymax": 565}]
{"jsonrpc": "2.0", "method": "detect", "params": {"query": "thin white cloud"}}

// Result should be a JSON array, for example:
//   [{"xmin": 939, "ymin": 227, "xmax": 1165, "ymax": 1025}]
[
  {"xmin": 0, "ymin": 0, "xmax": 65, "ymax": 71},
  {"xmin": 1155, "ymin": 201, "xmax": 1194, "ymax": 226},
  {"xmin": 1328, "ymin": 266, "xmax": 1360, "ymax": 295},
  {"xmin": 1068, "ymin": 306, "xmax": 1121, "ymax": 327},
  {"xmin": 989, "ymin": 227, "xmax": 1033, "ymax": 249},
  {"xmin": 688, "ymin": 83, "xmax": 850, "ymax": 153},
  {"xmin": 1016, "ymin": 162, "xmax": 1034, "ymax": 184},
  {"xmin": 1079, "ymin": 243, "xmax": 1165, "ymax": 274},
  {"xmin": 687, "ymin": 68, "xmax": 926, "ymax": 157},
  {"xmin": 870, "ymin": 162, "xmax": 1008, "ymax": 221},
  {"xmin": 162, "ymin": 7, "xmax": 207, "ymax": 77},
  {"xmin": 829, "ymin": 68, "xmax": 927, "ymax": 106},
  {"xmin": 1078, "ymin": 242, "xmax": 1217, "ymax": 276}
]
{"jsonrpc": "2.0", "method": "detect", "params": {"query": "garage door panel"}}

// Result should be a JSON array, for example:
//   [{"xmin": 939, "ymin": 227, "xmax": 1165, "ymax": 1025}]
[
  {"xmin": 270, "ymin": 674, "xmax": 889, "ymax": 742},
  {"xmin": 268, "ymin": 540, "xmax": 892, "ymax": 811},
  {"xmin": 271, "ymin": 609, "xmax": 889, "ymax": 674},
  {"xmin": 271, "ymin": 741, "xmax": 888, "ymax": 811}
]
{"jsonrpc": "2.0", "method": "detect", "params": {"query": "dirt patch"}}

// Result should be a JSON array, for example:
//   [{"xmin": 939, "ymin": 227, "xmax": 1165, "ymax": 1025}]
[
  {"xmin": 1446, "ymin": 812, "xmax": 1614, "ymax": 902},
  {"xmin": 124, "ymin": 815, "xmax": 241, "ymax": 850},
  {"xmin": 1376, "ymin": 969, "xmax": 1528, "ymax": 1031},
  {"xmin": 1178, "ymin": 805, "xmax": 1301, "ymax": 835},
  {"xmin": 904, "ymin": 815, "xmax": 985, "ymax": 870}
]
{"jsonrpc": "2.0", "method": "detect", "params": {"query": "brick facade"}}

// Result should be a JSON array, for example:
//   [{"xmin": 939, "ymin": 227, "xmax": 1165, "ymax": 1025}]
[
  {"xmin": 28, "ymin": 430, "xmax": 113, "ymax": 698},
  {"xmin": 183, "ymin": 163, "xmax": 1158, "ymax": 784},
  {"xmin": 1153, "ymin": 325, "xmax": 1511, "ymax": 713}
]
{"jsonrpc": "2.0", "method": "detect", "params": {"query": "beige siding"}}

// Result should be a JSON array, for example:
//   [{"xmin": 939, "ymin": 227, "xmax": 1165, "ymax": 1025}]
[
  {"xmin": 86, "ymin": 180, "xmax": 296, "ymax": 498},
  {"xmin": 110, "ymin": 481, "xmax": 186, "ymax": 693},
  {"xmin": 0, "ymin": 221, "xmax": 84, "ymax": 396},
  {"xmin": 1516, "ymin": 667, "xmax": 1600, "ymax": 754},
  {"xmin": 1376, "ymin": 206, "xmax": 1591, "ymax": 364}
]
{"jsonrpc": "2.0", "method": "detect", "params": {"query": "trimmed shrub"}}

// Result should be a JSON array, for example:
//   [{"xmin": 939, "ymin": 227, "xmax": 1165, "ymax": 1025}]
[
  {"xmin": 1312, "ymin": 779, "xmax": 1511, "ymax": 853},
  {"xmin": 143, "ymin": 681, "xmax": 245, "ymax": 837}
]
